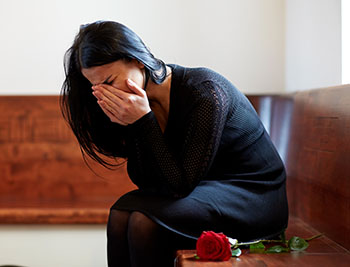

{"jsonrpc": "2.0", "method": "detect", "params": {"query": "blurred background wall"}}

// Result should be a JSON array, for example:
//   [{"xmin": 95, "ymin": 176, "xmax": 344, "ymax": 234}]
[{"xmin": 0, "ymin": 0, "xmax": 342, "ymax": 96}]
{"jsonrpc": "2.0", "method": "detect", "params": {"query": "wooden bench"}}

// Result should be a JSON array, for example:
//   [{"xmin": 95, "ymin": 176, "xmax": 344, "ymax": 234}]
[
  {"xmin": 176, "ymin": 85, "xmax": 350, "ymax": 266},
  {"xmin": 1, "ymin": 86, "xmax": 349, "ymax": 265}
]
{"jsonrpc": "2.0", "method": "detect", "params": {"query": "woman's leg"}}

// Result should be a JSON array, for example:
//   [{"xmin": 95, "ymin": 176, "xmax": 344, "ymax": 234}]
[
  {"xmin": 107, "ymin": 209, "xmax": 131, "ymax": 267},
  {"xmin": 127, "ymin": 211, "xmax": 196, "ymax": 267}
]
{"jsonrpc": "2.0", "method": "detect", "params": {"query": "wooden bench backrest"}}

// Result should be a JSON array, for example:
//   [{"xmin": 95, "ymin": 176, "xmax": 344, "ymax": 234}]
[
  {"xmin": 248, "ymin": 84, "xmax": 350, "ymax": 250},
  {"xmin": 0, "ymin": 96, "xmax": 135, "ymax": 209}
]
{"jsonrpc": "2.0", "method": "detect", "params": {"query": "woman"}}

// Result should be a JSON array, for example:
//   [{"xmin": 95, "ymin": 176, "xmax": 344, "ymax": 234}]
[{"xmin": 61, "ymin": 21, "xmax": 288, "ymax": 267}]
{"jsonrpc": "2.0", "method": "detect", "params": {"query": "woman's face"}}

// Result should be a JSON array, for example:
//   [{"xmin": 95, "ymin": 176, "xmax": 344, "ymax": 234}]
[{"xmin": 81, "ymin": 59, "xmax": 145, "ymax": 92}]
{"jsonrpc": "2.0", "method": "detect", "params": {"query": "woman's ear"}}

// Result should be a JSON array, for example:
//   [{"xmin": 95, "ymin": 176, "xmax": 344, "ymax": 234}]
[{"xmin": 135, "ymin": 59, "xmax": 145, "ymax": 69}]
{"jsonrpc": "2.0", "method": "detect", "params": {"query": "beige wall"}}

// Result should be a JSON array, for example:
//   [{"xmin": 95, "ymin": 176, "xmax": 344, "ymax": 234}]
[
  {"xmin": 0, "ymin": 0, "xmax": 342, "ymax": 96},
  {"xmin": 342, "ymin": 0, "xmax": 350, "ymax": 84},
  {"xmin": 285, "ymin": 0, "xmax": 341, "ymax": 91},
  {"xmin": 0, "ymin": 225, "xmax": 107, "ymax": 267},
  {"xmin": 0, "ymin": 0, "xmax": 285, "ymax": 95}
]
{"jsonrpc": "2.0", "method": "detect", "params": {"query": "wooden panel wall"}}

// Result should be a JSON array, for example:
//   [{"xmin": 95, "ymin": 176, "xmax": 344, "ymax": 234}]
[{"xmin": 0, "ymin": 96, "xmax": 136, "ymax": 213}]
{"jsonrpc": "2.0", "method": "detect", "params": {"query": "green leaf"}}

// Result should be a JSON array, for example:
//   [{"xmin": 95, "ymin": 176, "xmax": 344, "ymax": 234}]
[
  {"xmin": 249, "ymin": 242, "xmax": 265, "ymax": 253},
  {"xmin": 288, "ymin": 236, "xmax": 309, "ymax": 251},
  {"xmin": 250, "ymin": 242, "xmax": 265, "ymax": 249},
  {"xmin": 265, "ymin": 245, "xmax": 289, "ymax": 253},
  {"xmin": 232, "ymin": 248, "xmax": 242, "ymax": 257}
]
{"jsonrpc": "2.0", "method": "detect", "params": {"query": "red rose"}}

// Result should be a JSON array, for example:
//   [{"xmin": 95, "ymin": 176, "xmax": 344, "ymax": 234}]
[{"xmin": 196, "ymin": 231, "xmax": 232, "ymax": 261}]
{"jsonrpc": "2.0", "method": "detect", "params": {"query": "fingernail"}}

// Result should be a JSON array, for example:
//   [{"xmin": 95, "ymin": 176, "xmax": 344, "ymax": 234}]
[{"xmin": 127, "ymin": 79, "xmax": 134, "ymax": 85}]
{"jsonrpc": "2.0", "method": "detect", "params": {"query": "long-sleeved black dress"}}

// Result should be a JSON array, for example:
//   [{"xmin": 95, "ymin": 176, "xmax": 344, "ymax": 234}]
[{"xmin": 112, "ymin": 64, "xmax": 288, "ymax": 241}]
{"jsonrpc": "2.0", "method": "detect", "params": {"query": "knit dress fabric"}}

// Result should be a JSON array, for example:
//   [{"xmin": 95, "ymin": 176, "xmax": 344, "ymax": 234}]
[{"xmin": 111, "ymin": 64, "xmax": 288, "ymax": 241}]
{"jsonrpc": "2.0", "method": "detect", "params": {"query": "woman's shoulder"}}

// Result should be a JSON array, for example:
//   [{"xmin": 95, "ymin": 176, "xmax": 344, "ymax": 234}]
[
  {"xmin": 169, "ymin": 64, "xmax": 226, "ymax": 86},
  {"xmin": 169, "ymin": 64, "xmax": 241, "ymax": 102}
]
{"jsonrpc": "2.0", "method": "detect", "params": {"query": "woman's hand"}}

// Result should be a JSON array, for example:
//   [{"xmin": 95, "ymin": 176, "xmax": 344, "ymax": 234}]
[{"xmin": 92, "ymin": 79, "xmax": 151, "ymax": 126}]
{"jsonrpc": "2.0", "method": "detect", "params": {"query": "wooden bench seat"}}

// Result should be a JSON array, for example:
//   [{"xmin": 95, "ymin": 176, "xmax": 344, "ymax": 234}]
[{"xmin": 175, "ymin": 216, "xmax": 350, "ymax": 266}]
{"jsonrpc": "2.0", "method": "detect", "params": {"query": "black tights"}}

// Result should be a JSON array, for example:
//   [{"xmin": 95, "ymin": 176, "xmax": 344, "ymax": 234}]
[{"xmin": 107, "ymin": 209, "xmax": 196, "ymax": 267}]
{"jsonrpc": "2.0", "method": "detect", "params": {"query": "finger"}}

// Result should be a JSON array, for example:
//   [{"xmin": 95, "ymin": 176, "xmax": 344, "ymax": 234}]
[
  {"xmin": 92, "ymin": 91, "xmax": 102, "ymax": 101},
  {"xmin": 126, "ymin": 79, "xmax": 146, "ymax": 97},
  {"xmin": 96, "ymin": 84, "xmax": 131, "ymax": 101},
  {"xmin": 97, "ymin": 91, "xmax": 122, "ymax": 111},
  {"xmin": 98, "ymin": 99, "xmax": 118, "ymax": 119},
  {"xmin": 98, "ymin": 100, "xmax": 127, "ymax": 125},
  {"xmin": 94, "ymin": 89, "xmax": 123, "ymax": 109}
]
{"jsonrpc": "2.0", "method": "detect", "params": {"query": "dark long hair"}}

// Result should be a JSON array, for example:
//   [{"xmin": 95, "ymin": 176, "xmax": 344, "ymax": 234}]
[{"xmin": 60, "ymin": 21, "xmax": 167, "ymax": 167}]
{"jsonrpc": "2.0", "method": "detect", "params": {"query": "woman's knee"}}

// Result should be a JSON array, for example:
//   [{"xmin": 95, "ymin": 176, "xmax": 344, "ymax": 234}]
[
  {"xmin": 107, "ymin": 209, "xmax": 130, "ymax": 238},
  {"xmin": 127, "ymin": 211, "xmax": 158, "ymax": 241}
]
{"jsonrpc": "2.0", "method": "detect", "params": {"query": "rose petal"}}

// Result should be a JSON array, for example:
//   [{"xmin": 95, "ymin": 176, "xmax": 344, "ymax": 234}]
[{"xmin": 196, "ymin": 231, "xmax": 232, "ymax": 261}]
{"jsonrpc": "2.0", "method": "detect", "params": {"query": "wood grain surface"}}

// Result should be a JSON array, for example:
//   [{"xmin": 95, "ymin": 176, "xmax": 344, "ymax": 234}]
[
  {"xmin": 0, "ymin": 96, "xmax": 136, "ymax": 223},
  {"xmin": 175, "ymin": 217, "xmax": 350, "ymax": 267}
]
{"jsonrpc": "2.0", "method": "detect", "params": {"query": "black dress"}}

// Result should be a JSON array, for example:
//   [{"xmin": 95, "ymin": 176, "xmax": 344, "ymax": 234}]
[{"xmin": 112, "ymin": 64, "xmax": 288, "ymax": 242}]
